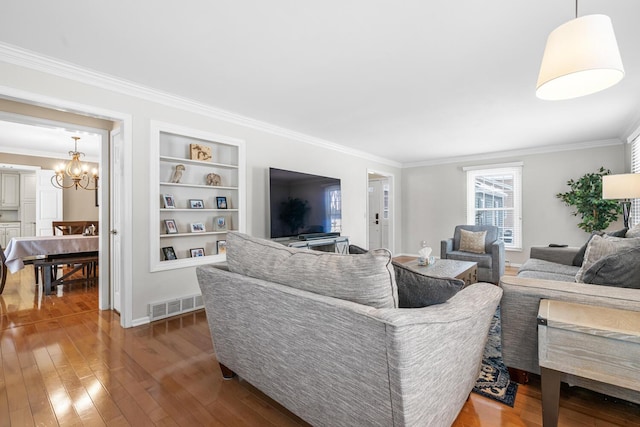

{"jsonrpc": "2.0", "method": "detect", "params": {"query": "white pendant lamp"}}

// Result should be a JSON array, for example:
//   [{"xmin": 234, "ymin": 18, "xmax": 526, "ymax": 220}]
[{"xmin": 536, "ymin": 11, "xmax": 624, "ymax": 100}]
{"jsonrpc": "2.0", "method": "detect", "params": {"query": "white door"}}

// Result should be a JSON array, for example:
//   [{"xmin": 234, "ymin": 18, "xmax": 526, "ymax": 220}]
[
  {"xmin": 21, "ymin": 201, "xmax": 36, "ymax": 236},
  {"xmin": 367, "ymin": 174, "xmax": 393, "ymax": 252},
  {"xmin": 110, "ymin": 128, "xmax": 124, "ymax": 313},
  {"xmin": 368, "ymin": 180, "xmax": 382, "ymax": 249},
  {"xmin": 35, "ymin": 170, "xmax": 63, "ymax": 236}
]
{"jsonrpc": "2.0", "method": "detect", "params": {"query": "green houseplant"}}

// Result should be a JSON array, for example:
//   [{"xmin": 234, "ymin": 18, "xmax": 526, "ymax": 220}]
[{"xmin": 556, "ymin": 167, "xmax": 621, "ymax": 233}]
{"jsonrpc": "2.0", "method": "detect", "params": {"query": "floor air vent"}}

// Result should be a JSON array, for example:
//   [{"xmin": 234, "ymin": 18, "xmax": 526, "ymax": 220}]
[{"xmin": 148, "ymin": 294, "xmax": 205, "ymax": 321}]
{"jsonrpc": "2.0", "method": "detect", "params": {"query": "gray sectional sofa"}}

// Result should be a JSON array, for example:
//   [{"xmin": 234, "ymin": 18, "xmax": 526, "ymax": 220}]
[
  {"xmin": 197, "ymin": 232, "xmax": 502, "ymax": 427},
  {"xmin": 500, "ymin": 233, "xmax": 640, "ymax": 405}
]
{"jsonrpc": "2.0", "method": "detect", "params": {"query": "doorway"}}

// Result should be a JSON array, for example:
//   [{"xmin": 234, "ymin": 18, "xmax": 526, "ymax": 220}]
[
  {"xmin": 367, "ymin": 170, "xmax": 394, "ymax": 252},
  {"xmin": 0, "ymin": 93, "xmax": 132, "ymax": 327}
]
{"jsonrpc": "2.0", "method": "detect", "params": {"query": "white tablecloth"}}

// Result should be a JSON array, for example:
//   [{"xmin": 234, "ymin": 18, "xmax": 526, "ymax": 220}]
[{"xmin": 3, "ymin": 235, "xmax": 99, "ymax": 273}]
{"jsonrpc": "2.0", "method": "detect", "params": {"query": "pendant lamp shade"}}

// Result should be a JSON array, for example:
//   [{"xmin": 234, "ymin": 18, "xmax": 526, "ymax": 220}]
[{"xmin": 536, "ymin": 14, "xmax": 624, "ymax": 100}]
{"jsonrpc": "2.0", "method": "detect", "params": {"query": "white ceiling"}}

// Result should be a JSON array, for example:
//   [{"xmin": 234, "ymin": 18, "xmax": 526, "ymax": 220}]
[
  {"xmin": 0, "ymin": 120, "xmax": 101, "ymax": 162},
  {"xmin": 1, "ymin": 0, "xmax": 639, "ymax": 166}
]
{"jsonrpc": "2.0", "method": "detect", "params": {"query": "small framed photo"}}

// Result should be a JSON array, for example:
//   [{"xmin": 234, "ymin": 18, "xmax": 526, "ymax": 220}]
[
  {"xmin": 214, "ymin": 216, "xmax": 227, "ymax": 231},
  {"xmin": 162, "ymin": 246, "xmax": 177, "ymax": 261},
  {"xmin": 162, "ymin": 194, "xmax": 176, "ymax": 209},
  {"xmin": 190, "ymin": 222, "xmax": 206, "ymax": 233},
  {"xmin": 190, "ymin": 143, "xmax": 212, "ymax": 162},
  {"xmin": 164, "ymin": 219, "xmax": 178, "ymax": 234},
  {"xmin": 190, "ymin": 248, "xmax": 205, "ymax": 257},
  {"xmin": 216, "ymin": 196, "xmax": 228, "ymax": 209},
  {"xmin": 189, "ymin": 199, "xmax": 204, "ymax": 209},
  {"xmin": 217, "ymin": 240, "xmax": 227, "ymax": 255}
]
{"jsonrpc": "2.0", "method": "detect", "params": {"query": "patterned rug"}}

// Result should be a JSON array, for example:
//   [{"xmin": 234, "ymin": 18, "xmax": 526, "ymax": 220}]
[{"xmin": 472, "ymin": 307, "xmax": 519, "ymax": 407}]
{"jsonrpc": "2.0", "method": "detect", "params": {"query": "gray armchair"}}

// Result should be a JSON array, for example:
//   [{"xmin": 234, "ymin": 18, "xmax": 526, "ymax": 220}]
[{"xmin": 441, "ymin": 225, "xmax": 505, "ymax": 284}]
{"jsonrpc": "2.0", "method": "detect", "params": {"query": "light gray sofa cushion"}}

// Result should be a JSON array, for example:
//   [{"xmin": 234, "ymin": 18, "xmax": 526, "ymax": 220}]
[
  {"xmin": 226, "ymin": 232, "xmax": 398, "ymax": 308},
  {"xmin": 517, "ymin": 258, "xmax": 579, "ymax": 282}
]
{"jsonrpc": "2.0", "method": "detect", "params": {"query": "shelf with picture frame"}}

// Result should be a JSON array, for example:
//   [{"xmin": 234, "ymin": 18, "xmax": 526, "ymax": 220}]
[{"xmin": 150, "ymin": 120, "xmax": 245, "ymax": 272}]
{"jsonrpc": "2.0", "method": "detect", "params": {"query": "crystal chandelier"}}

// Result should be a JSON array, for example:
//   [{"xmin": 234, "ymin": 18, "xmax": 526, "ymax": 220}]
[{"xmin": 51, "ymin": 136, "xmax": 99, "ymax": 190}]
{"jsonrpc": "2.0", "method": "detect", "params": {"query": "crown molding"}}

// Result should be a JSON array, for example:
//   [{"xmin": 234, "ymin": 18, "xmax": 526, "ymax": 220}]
[
  {"xmin": 402, "ymin": 138, "xmax": 624, "ymax": 168},
  {"xmin": 0, "ymin": 42, "xmax": 401, "ymax": 168}
]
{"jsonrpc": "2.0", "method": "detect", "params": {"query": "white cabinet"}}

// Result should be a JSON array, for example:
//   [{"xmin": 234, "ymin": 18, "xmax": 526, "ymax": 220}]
[
  {"xmin": 1, "ymin": 173, "xmax": 20, "ymax": 209},
  {"xmin": 150, "ymin": 121, "xmax": 246, "ymax": 272},
  {"xmin": 0, "ymin": 223, "xmax": 20, "ymax": 247}
]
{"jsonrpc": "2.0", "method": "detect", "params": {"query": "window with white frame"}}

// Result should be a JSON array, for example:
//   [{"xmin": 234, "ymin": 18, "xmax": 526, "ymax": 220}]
[
  {"xmin": 325, "ymin": 185, "xmax": 342, "ymax": 232},
  {"xmin": 465, "ymin": 164, "xmax": 523, "ymax": 250},
  {"xmin": 631, "ymin": 136, "xmax": 640, "ymax": 227}
]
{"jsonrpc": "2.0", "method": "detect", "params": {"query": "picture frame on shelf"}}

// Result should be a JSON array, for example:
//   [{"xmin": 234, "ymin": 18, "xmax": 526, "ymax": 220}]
[
  {"xmin": 216, "ymin": 196, "xmax": 228, "ymax": 209},
  {"xmin": 190, "ymin": 143, "xmax": 212, "ymax": 162},
  {"xmin": 164, "ymin": 219, "xmax": 178, "ymax": 234},
  {"xmin": 162, "ymin": 194, "xmax": 176, "ymax": 209},
  {"xmin": 190, "ymin": 248, "xmax": 205, "ymax": 257},
  {"xmin": 214, "ymin": 216, "xmax": 227, "ymax": 231},
  {"xmin": 190, "ymin": 222, "xmax": 206, "ymax": 233},
  {"xmin": 217, "ymin": 240, "xmax": 227, "ymax": 255},
  {"xmin": 162, "ymin": 246, "xmax": 177, "ymax": 260},
  {"xmin": 189, "ymin": 199, "xmax": 204, "ymax": 209}
]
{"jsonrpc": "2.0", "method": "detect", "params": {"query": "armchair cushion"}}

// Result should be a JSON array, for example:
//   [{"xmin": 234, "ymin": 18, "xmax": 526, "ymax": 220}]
[
  {"xmin": 444, "ymin": 251, "xmax": 492, "ymax": 269},
  {"xmin": 459, "ymin": 229, "xmax": 487, "ymax": 254},
  {"xmin": 226, "ymin": 232, "xmax": 399, "ymax": 309}
]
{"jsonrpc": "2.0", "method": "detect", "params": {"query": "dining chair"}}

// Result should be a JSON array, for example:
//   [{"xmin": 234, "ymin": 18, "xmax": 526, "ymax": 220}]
[{"xmin": 0, "ymin": 243, "xmax": 8, "ymax": 294}]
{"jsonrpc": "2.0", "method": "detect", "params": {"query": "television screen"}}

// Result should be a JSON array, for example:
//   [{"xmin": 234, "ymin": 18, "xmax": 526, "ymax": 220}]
[{"xmin": 269, "ymin": 168, "xmax": 342, "ymax": 239}]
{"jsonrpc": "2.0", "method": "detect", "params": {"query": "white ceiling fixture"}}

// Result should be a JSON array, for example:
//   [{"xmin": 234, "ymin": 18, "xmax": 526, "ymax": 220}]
[{"xmin": 536, "ymin": 1, "xmax": 624, "ymax": 100}]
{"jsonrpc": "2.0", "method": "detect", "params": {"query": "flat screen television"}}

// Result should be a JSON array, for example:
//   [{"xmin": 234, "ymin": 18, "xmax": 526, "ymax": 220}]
[{"xmin": 269, "ymin": 167, "xmax": 342, "ymax": 239}]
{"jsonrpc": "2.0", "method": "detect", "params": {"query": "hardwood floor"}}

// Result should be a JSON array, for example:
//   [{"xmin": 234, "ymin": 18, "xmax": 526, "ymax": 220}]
[{"xmin": 1, "ymin": 266, "xmax": 639, "ymax": 425}]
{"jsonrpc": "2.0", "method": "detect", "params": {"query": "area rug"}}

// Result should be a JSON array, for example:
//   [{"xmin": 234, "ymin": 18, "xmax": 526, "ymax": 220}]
[{"xmin": 472, "ymin": 307, "xmax": 519, "ymax": 407}]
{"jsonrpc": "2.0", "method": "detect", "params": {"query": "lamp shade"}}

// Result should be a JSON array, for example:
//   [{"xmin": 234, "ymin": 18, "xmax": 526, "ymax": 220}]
[
  {"xmin": 536, "ymin": 14, "xmax": 624, "ymax": 100},
  {"xmin": 602, "ymin": 174, "xmax": 640, "ymax": 200}
]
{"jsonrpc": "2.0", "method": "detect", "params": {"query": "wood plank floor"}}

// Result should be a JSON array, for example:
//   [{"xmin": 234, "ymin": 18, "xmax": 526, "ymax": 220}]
[{"xmin": 1, "ymin": 267, "xmax": 639, "ymax": 425}]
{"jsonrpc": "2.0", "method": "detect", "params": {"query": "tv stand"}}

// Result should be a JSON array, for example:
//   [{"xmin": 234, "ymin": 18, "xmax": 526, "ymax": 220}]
[
  {"xmin": 280, "ymin": 235, "xmax": 349, "ymax": 254},
  {"xmin": 298, "ymin": 232, "xmax": 341, "ymax": 241}
]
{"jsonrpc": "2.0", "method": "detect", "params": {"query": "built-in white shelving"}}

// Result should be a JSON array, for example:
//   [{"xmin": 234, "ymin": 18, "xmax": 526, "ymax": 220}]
[{"xmin": 150, "ymin": 121, "xmax": 246, "ymax": 272}]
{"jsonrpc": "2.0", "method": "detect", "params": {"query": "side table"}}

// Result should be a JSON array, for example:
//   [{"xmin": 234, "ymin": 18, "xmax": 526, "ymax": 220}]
[{"xmin": 537, "ymin": 299, "xmax": 640, "ymax": 427}]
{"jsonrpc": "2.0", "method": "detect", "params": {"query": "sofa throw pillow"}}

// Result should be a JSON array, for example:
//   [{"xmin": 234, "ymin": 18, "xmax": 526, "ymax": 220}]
[
  {"xmin": 626, "ymin": 223, "xmax": 640, "ymax": 239},
  {"xmin": 572, "ymin": 228, "xmax": 628, "ymax": 266},
  {"xmin": 582, "ymin": 246, "xmax": 640, "ymax": 289},
  {"xmin": 459, "ymin": 229, "xmax": 486, "ymax": 254},
  {"xmin": 392, "ymin": 261, "xmax": 464, "ymax": 308},
  {"xmin": 348, "ymin": 244, "xmax": 369, "ymax": 254},
  {"xmin": 226, "ymin": 232, "xmax": 398, "ymax": 309},
  {"xmin": 575, "ymin": 234, "xmax": 640, "ymax": 282}
]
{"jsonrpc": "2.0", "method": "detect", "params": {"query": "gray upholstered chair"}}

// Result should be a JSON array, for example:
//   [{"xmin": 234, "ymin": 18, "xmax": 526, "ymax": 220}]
[{"xmin": 441, "ymin": 225, "xmax": 505, "ymax": 284}]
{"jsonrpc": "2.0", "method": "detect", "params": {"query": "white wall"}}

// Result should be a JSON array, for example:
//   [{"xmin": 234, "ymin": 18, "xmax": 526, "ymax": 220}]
[
  {"xmin": 401, "ymin": 144, "xmax": 627, "ymax": 265},
  {"xmin": 0, "ymin": 60, "xmax": 402, "ymax": 324}
]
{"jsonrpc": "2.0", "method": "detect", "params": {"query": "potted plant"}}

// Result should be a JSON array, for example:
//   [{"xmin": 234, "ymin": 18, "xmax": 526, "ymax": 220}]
[{"xmin": 556, "ymin": 167, "xmax": 621, "ymax": 233}]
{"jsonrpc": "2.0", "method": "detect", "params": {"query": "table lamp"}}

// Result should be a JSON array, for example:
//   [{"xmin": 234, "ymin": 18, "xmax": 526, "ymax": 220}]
[{"xmin": 602, "ymin": 173, "xmax": 640, "ymax": 228}]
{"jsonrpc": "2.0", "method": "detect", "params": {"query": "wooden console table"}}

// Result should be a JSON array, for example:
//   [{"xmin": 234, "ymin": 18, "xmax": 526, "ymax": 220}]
[{"xmin": 537, "ymin": 299, "xmax": 640, "ymax": 427}]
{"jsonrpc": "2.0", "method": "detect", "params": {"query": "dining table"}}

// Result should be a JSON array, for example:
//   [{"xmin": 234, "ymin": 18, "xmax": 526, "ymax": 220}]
[{"xmin": 3, "ymin": 235, "xmax": 99, "ymax": 295}]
